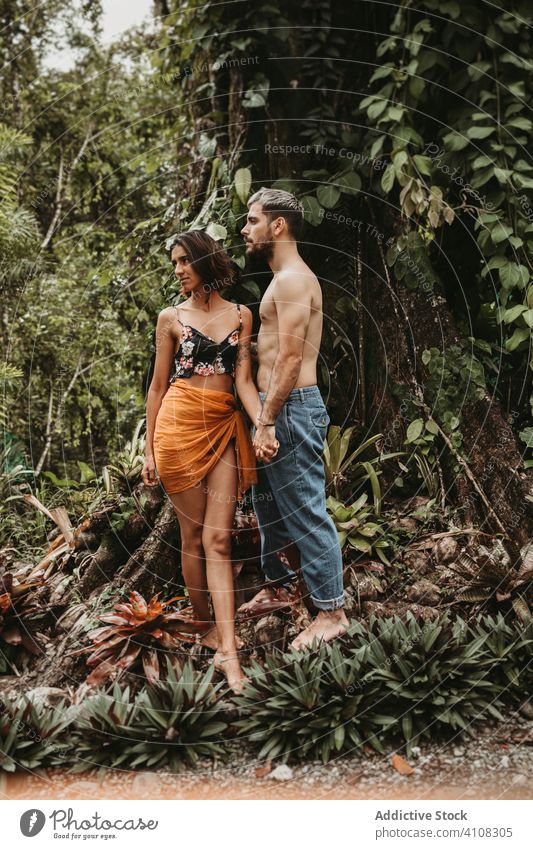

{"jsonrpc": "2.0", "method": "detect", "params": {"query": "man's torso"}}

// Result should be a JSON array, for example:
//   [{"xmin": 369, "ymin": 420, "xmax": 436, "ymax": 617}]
[{"xmin": 256, "ymin": 264, "xmax": 323, "ymax": 393}]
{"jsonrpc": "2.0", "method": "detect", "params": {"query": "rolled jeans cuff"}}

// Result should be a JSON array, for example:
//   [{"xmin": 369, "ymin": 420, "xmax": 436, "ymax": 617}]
[{"xmin": 311, "ymin": 592, "xmax": 345, "ymax": 611}]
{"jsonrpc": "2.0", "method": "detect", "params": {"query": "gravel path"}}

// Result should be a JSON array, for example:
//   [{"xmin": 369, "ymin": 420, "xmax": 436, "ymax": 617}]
[{"xmin": 2, "ymin": 711, "xmax": 531, "ymax": 800}]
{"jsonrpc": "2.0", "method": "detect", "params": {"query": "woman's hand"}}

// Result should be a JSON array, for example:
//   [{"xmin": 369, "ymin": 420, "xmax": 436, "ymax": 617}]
[
  {"xmin": 142, "ymin": 454, "xmax": 159, "ymax": 487},
  {"xmin": 253, "ymin": 423, "xmax": 279, "ymax": 463}
]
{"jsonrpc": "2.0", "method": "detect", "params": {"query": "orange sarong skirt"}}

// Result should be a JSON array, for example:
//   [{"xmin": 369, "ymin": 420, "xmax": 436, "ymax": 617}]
[{"xmin": 153, "ymin": 381, "xmax": 257, "ymax": 499}]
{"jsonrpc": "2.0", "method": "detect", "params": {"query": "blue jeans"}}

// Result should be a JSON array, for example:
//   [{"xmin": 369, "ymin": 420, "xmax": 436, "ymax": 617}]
[{"xmin": 252, "ymin": 386, "xmax": 345, "ymax": 611}]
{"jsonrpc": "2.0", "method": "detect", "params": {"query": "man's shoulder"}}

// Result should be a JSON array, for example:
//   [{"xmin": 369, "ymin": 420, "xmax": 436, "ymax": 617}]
[{"xmin": 273, "ymin": 264, "xmax": 318, "ymax": 293}]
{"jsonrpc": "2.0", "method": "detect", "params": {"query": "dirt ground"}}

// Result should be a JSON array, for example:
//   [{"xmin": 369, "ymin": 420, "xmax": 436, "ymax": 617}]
[{"xmin": 2, "ymin": 711, "xmax": 531, "ymax": 801}]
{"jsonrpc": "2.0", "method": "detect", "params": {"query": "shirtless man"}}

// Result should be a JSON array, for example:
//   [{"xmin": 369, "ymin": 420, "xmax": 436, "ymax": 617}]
[{"xmin": 238, "ymin": 187, "xmax": 349, "ymax": 649}]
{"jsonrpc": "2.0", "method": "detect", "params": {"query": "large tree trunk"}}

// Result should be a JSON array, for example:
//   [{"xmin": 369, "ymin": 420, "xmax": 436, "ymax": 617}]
[{"xmin": 358, "ymin": 207, "xmax": 533, "ymax": 555}]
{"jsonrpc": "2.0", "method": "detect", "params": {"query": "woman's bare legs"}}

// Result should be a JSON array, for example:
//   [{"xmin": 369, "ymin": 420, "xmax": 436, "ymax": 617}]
[
  {"xmin": 202, "ymin": 440, "xmax": 246, "ymax": 693},
  {"xmin": 168, "ymin": 473, "xmax": 243, "ymax": 653},
  {"xmin": 169, "ymin": 483, "xmax": 212, "ymax": 627}
]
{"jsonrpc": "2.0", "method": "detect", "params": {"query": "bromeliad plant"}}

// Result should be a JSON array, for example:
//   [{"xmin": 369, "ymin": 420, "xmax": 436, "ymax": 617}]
[
  {"xmin": 0, "ymin": 694, "xmax": 71, "ymax": 771},
  {"xmin": 235, "ymin": 641, "xmax": 400, "ymax": 764},
  {"xmin": 69, "ymin": 681, "xmax": 139, "ymax": 773},
  {"xmin": 327, "ymin": 493, "xmax": 398, "ymax": 565},
  {"xmin": 131, "ymin": 659, "xmax": 228, "ymax": 771},
  {"xmin": 81, "ymin": 590, "xmax": 206, "ymax": 686},
  {"xmin": 468, "ymin": 613, "xmax": 533, "ymax": 702},
  {"xmin": 234, "ymin": 645, "xmax": 339, "ymax": 763},
  {"xmin": 234, "ymin": 612, "xmax": 533, "ymax": 763},
  {"xmin": 71, "ymin": 661, "xmax": 228, "ymax": 773},
  {"xmin": 355, "ymin": 614, "xmax": 510, "ymax": 754}
]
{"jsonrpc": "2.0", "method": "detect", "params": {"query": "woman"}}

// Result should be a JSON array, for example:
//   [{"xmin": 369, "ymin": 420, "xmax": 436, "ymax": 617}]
[{"xmin": 142, "ymin": 230, "xmax": 269, "ymax": 693}]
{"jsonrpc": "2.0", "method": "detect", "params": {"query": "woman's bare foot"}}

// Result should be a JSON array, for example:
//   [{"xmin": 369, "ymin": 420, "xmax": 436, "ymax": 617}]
[
  {"xmin": 200, "ymin": 626, "xmax": 243, "ymax": 651},
  {"xmin": 213, "ymin": 650, "xmax": 248, "ymax": 695},
  {"xmin": 290, "ymin": 610, "xmax": 350, "ymax": 651}
]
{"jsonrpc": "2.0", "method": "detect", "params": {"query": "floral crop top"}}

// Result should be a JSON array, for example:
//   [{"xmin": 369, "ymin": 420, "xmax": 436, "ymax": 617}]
[{"xmin": 169, "ymin": 303, "xmax": 242, "ymax": 383}]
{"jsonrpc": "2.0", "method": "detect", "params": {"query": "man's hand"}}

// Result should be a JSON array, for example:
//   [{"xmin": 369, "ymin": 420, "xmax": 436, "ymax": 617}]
[
  {"xmin": 253, "ymin": 423, "xmax": 279, "ymax": 463},
  {"xmin": 141, "ymin": 454, "xmax": 159, "ymax": 486}
]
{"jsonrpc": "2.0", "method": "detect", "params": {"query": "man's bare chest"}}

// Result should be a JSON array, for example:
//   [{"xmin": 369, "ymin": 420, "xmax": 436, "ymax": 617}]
[{"xmin": 259, "ymin": 283, "xmax": 278, "ymax": 327}]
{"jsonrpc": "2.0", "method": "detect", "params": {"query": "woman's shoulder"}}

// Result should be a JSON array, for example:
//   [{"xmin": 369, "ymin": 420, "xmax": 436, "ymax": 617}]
[
  {"xmin": 159, "ymin": 304, "xmax": 181, "ymax": 318},
  {"xmin": 157, "ymin": 305, "xmax": 181, "ymax": 328},
  {"xmin": 238, "ymin": 303, "xmax": 253, "ymax": 321}
]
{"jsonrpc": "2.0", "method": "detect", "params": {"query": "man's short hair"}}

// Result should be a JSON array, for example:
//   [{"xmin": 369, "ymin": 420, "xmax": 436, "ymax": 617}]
[{"xmin": 247, "ymin": 187, "xmax": 304, "ymax": 240}]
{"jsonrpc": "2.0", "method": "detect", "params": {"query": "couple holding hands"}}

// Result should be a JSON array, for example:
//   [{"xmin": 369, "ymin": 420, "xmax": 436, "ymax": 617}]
[{"xmin": 142, "ymin": 188, "xmax": 348, "ymax": 692}]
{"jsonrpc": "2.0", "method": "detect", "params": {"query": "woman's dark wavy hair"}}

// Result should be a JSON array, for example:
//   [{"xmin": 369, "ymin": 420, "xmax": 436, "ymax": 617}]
[{"xmin": 171, "ymin": 229, "xmax": 236, "ymax": 292}]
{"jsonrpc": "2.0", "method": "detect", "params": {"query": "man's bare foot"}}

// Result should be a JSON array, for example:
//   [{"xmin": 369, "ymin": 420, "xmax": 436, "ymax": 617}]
[
  {"xmin": 290, "ymin": 610, "xmax": 350, "ymax": 651},
  {"xmin": 200, "ymin": 626, "xmax": 243, "ymax": 651},
  {"xmin": 213, "ymin": 650, "xmax": 248, "ymax": 695},
  {"xmin": 237, "ymin": 587, "xmax": 275, "ymax": 613},
  {"xmin": 237, "ymin": 585, "xmax": 294, "ymax": 619}
]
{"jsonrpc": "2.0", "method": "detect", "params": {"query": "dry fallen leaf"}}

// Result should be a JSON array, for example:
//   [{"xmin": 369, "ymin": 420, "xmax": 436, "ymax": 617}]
[
  {"xmin": 255, "ymin": 760, "xmax": 272, "ymax": 779},
  {"xmin": 391, "ymin": 754, "xmax": 414, "ymax": 776}
]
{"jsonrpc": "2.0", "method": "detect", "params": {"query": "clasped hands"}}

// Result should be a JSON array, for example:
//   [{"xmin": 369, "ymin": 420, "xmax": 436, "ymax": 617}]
[{"xmin": 253, "ymin": 420, "xmax": 279, "ymax": 463}]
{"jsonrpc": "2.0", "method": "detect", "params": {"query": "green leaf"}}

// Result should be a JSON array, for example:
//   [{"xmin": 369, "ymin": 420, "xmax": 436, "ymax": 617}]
[
  {"xmin": 77, "ymin": 461, "xmax": 96, "ymax": 484},
  {"xmin": 500, "ymin": 263, "xmax": 529, "ymax": 289},
  {"xmin": 502, "ymin": 305, "xmax": 526, "ymax": 324},
  {"xmin": 334, "ymin": 724, "xmax": 345, "ymax": 751},
  {"xmin": 336, "ymin": 170, "xmax": 362, "ymax": 196},
  {"xmin": 466, "ymin": 126, "xmax": 494, "ymax": 140},
  {"xmin": 381, "ymin": 163, "xmax": 395, "ymax": 193},
  {"xmin": 522, "ymin": 309, "xmax": 533, "ymax": 328},
  {"xmin": 506, "ymin": 328, "xmax": 530, "ymax": 351},
  {"xmin": 413, "ymin": 154, "xmax": 432, "ymax": 176},
  {"xmin": 507, "ymin": 116, "xmax": 533, "ymax": 131},
  {"xmin": 368, "ymin": 100, "xmax": 388, "ymax": 121},
  {"xmin": 406, "ymin": 418, "xmax": 424, "ymax": 442},
  {"xmin": 402, "ymin": 714, "xmax": 413, "ymax": 742},
  {"xmin": 316, "ymin": 184, "xmax": 341, "ymax": 209},
  {"xmin": 393, "ymin": 150, "xmax": 408, "ymax": 175},
  {"xmin": 42, "ymin": 471, "xmax": 79, "ymax": 489},
  {"xmin": 443, "ymin": 131, "xmax": 469, "ymax": 151},
  {"xmin": 519, "ymin": 427, "xmax": 533, "ymax": 447},
  {"xmin": 514, "ymin": 174, "xmax": 533, "ymax": 190},
  {"xmin": 205, "ymin": 222, "xmax": 227, "ymax": 241},
  {"xmin": 491, "ymin": 222, "xmax": 513, "ymax": 245},
  {"xmin": 240, "ymin": 280, "xmax": 261, "ymax": 301},
  {"xmin": 370, "ymin": 65, "xmax": 394, "ymax": 83},
  {"xmin": 301, "ymin": 195, "xmax": 324, "ymax": 227},
  {"xmin": 348, "ymin": 535, "xmax": 372, "ymax": 553},
  {"xmin": 234, "ymin": 168, "xmax": 252, "ymax": 204}
]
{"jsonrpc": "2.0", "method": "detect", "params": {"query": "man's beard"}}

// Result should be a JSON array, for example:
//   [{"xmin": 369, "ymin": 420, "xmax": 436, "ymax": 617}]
[{"xmin": 248, "ymin": 238, "xmax": 274, "ymax": 262}]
